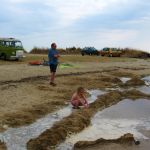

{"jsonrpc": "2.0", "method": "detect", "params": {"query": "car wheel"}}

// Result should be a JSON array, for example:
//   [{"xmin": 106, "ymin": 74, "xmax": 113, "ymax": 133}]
[
  {"xmin": 109, "ymin": 54, "xmax": 112, "ymax": 57},
  {"xmin": 1, "ymin": 53, "xmax": 7, "ymax": 60}
]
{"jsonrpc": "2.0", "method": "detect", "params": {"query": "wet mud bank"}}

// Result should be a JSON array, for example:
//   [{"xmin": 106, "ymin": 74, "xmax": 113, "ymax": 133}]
[
  {"xmin": 0, "ymin": 100, "xmax": 66, "ymax": 132},
  {"xmin": 0, "ymin": 141, "xmax": 6, "ymax": 150},
  {"xmin": 0, "ymin": 90, "xmax": 104, "ymax": 150},
  {"xmin": 62, "ymin": 98, "xmax": 150, "ymax": 150},
  {"xmin": 116, "ymin": 77, "xmax": 145, "ymax": 88},
  {"xmin": 0, "ymin": 69, "xmax": 117, "ymax": 86},
  {"xmin": 74, "ymin": 133, "xmax": 138, "ymax": 149},
  {"xmin": 27, "ymin": 90, "xmax": 150, "ymax": 150},
  {"xmin": 122, "ymin": 77, "xmax": 145, "ymax": 87}
]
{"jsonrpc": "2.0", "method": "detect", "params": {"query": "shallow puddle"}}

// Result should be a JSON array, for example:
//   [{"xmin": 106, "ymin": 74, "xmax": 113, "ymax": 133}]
[
  {"xmin": 86, "ymin": 89, "xmax": 106, "ymax": 103},
  {"xmin": 138, "ymin": 86, "xmax": 150, "ymax": 95},
  {"xmin": 0, "ymin": 107, "xmax": 72, "ymax": 150},
  {"xmin": 0, "ymin": 89, "xmax": 105, "ymax": 150},
  {"xmin": 105, "ymin": 87, "xmax": 124, "ymax": 92},
  {"xmin": 142, "ymin": 76, "xmax": 150, "ymax": 83},
  {"xmin": 105, "ymin": 77, "xmax": 132, "ymax": 92},
  {"xmin": 142, "ymin": 76, "xmax": 150, "ymax": 86},
  {"xmin": 138, "ymin": 76, "xmax": 150, "ymax": 94},
  {"xmin": 119, "ymin": 77, "xmax": 131, "ymax": 83},
  {"xmin": 57, "ymin": 99, "xmax": 150, "ymax": 150}
]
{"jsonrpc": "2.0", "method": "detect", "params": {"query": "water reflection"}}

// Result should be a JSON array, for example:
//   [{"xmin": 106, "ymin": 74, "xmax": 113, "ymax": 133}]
[
  {"xmin": 119, "ymin": 77, "xmax": 131, "ymax": 83},
  {"xmin": 138, "ymin": 76, "xmax": 150, "ymax": 94},
  {"xmin": 57, "ymin": 99, "xmax": 150, "ymax": 150},
  {"xmin": 138, "ymin": 86, "xmax": 150, "ymax": 95}
]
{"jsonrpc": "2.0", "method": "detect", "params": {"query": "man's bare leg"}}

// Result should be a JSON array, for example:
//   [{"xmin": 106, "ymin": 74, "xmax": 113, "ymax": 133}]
[{"xmin": 50, "ymin": 72, "xmax": 56, "ymax": 86}]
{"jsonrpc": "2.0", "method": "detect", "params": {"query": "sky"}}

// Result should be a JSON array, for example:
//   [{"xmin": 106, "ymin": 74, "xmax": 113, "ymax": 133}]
[{"xmin": 0, "ymin": 0, "xmax": 150, "ymax": 52}]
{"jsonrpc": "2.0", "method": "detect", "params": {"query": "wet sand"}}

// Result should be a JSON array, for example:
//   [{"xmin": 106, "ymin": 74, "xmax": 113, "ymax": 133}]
[
  {"xmin": 76, "ymin": 130, "xmax": 150, "ymax": 150},
  {"xmin": 76, "ymin": 140, "xmax": 150, "ymax": 150}
]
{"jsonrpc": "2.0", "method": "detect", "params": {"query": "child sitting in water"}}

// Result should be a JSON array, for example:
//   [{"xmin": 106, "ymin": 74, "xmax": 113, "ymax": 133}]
[{"xmin": 71, "ymin": 87, "xmax": 89, "ymax": 109}]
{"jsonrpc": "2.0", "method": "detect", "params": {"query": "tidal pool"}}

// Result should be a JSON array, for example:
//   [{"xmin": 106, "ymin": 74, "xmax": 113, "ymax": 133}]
[
  {"xmin": 0, "ymin": 89, "xmax": 105, "ymax": 150},
  {"xmin": 138, "ymin": 86, "xmax": 150, "ymax": 95},
  {"xmin": 138, "ymin": 76, "xmax": 150, "ymax": 94},
  {"xmin": 142, "ymin": 76, "xmax": 150, "ymax": 83},
  {"xmin": 86, "ymin": 89, "xmax": 106, "ymax": 103},
  {"xmin": 119, "ymin": 77, "xmax": 131, "ymax": 83},
  {"xmin": 104, "ymin": 77, "xmax": 132, "ymax": 92},
  {"xmin": 57, "ymin": 99, "xmax": 150, "ymax": 150}
]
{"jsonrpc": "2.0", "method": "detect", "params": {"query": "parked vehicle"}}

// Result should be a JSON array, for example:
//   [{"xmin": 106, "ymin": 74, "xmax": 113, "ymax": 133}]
[
  {"xmin": 0, "ymin": 38, "xmax": 25, "ymax": 60},
  {"xmin": 81, "ymin": 47, "xmax": 99, "ymax": 56},
  {"xmin": 99, "ymin": 47, "xmax": 122, "ymax": 57}
]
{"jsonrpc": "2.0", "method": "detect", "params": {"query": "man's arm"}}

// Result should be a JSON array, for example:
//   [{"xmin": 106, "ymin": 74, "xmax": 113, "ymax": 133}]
[
  {"xmin": 54, "ymin": 50, "xmax": 60, "ymax": 58},
  {"xmin": 48, "ymin": 49, "xmax": 51, "ymax": 60},
  {"xmin": 54, "ymin": 54, "xmax": 60, "ymax": 58}
]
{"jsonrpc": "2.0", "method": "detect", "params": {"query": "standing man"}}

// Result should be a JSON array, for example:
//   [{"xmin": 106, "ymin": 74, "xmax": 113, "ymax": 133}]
[{"xmin": 48, "ymin": 43, "xmax": 60, "ymax": 86}]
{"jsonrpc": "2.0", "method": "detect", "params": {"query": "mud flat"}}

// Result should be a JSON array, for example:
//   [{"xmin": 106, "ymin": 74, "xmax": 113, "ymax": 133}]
[
  {"xmin": 0, "ymin": 56, "xmax": 150, "ymax": 150},
  {"xmin": 73, "ymin": 131, "xmax": 150, "ymax": 150},
  {"xmin": 0, "ymin": 141, "xmax": 6, "ymax": 150},
  {"xmin": 0, "ymin": 70, "xmax": 124, "ymax": 132},
  {"xmin": 74, "ymin": 139, "xmax": 150, "ymax": 150},
  {"xmin": 74, "ymin": 133, "xmax": 138, "ymax": 149},
  {"xmin": 27, "ymin": 90, "xmax": 150, "ymax": 150},
  {"xmin": 0, "ymin": 90, "xmax": 105, "ymax": 150},
  {"xmin": 27, "ymin": 91, "xmax": 123, "ymax": 150},
  {"xmin": 59, "ymin": 98, "xmax": 150, "ymax": 150}
]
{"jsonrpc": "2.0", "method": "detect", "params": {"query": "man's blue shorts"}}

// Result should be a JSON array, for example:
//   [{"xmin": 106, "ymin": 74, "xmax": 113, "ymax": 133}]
[{"xmin": 49, "ymin": 64, "xmax": 58, "ymax": 72}]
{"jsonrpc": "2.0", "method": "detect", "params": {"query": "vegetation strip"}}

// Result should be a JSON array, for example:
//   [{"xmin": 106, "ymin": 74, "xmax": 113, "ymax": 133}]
[
  {"xmin": 0, "ymin": 69, "xmax": 117, "ymax": 85},
  {"xmin": 0, "ymin": 141, "xmax": 6, "ymax": 150}
]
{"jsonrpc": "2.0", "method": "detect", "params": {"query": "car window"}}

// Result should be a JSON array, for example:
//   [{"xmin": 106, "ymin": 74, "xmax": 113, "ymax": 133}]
[{"xmin": 5, "ymin": 41, "xmax": 10, "ymax": 46}]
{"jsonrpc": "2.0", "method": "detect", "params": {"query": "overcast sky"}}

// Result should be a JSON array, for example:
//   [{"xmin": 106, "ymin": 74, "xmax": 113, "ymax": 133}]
[{"xmin": 0, "ymin": 0, "xmax": 150, "ymax": 52}]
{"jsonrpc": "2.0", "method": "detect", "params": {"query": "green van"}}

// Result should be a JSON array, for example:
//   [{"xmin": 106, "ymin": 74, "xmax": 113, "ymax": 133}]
[{"xmin": 0, "ymin": 38, "xmax": 25, "ymax": 60}]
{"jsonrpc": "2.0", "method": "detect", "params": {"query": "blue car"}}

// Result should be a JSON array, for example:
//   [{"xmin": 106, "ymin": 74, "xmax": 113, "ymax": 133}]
[{"xmin": 81, "ymin": 47, "xmax": 99, "ymax": 56}]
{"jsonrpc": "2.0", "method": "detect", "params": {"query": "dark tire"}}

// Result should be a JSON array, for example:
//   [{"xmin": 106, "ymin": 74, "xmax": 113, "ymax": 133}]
[
  {"xmin": 109, "ymin": 54, "xmax": 112, "ymax": 57},
  {"xmin": 1, "ymin": 53, "xmax": 7, "ymax": 60},
  {"xmin": 81, "ymin": 53, "xmax": 85, "ymax": 56}
]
